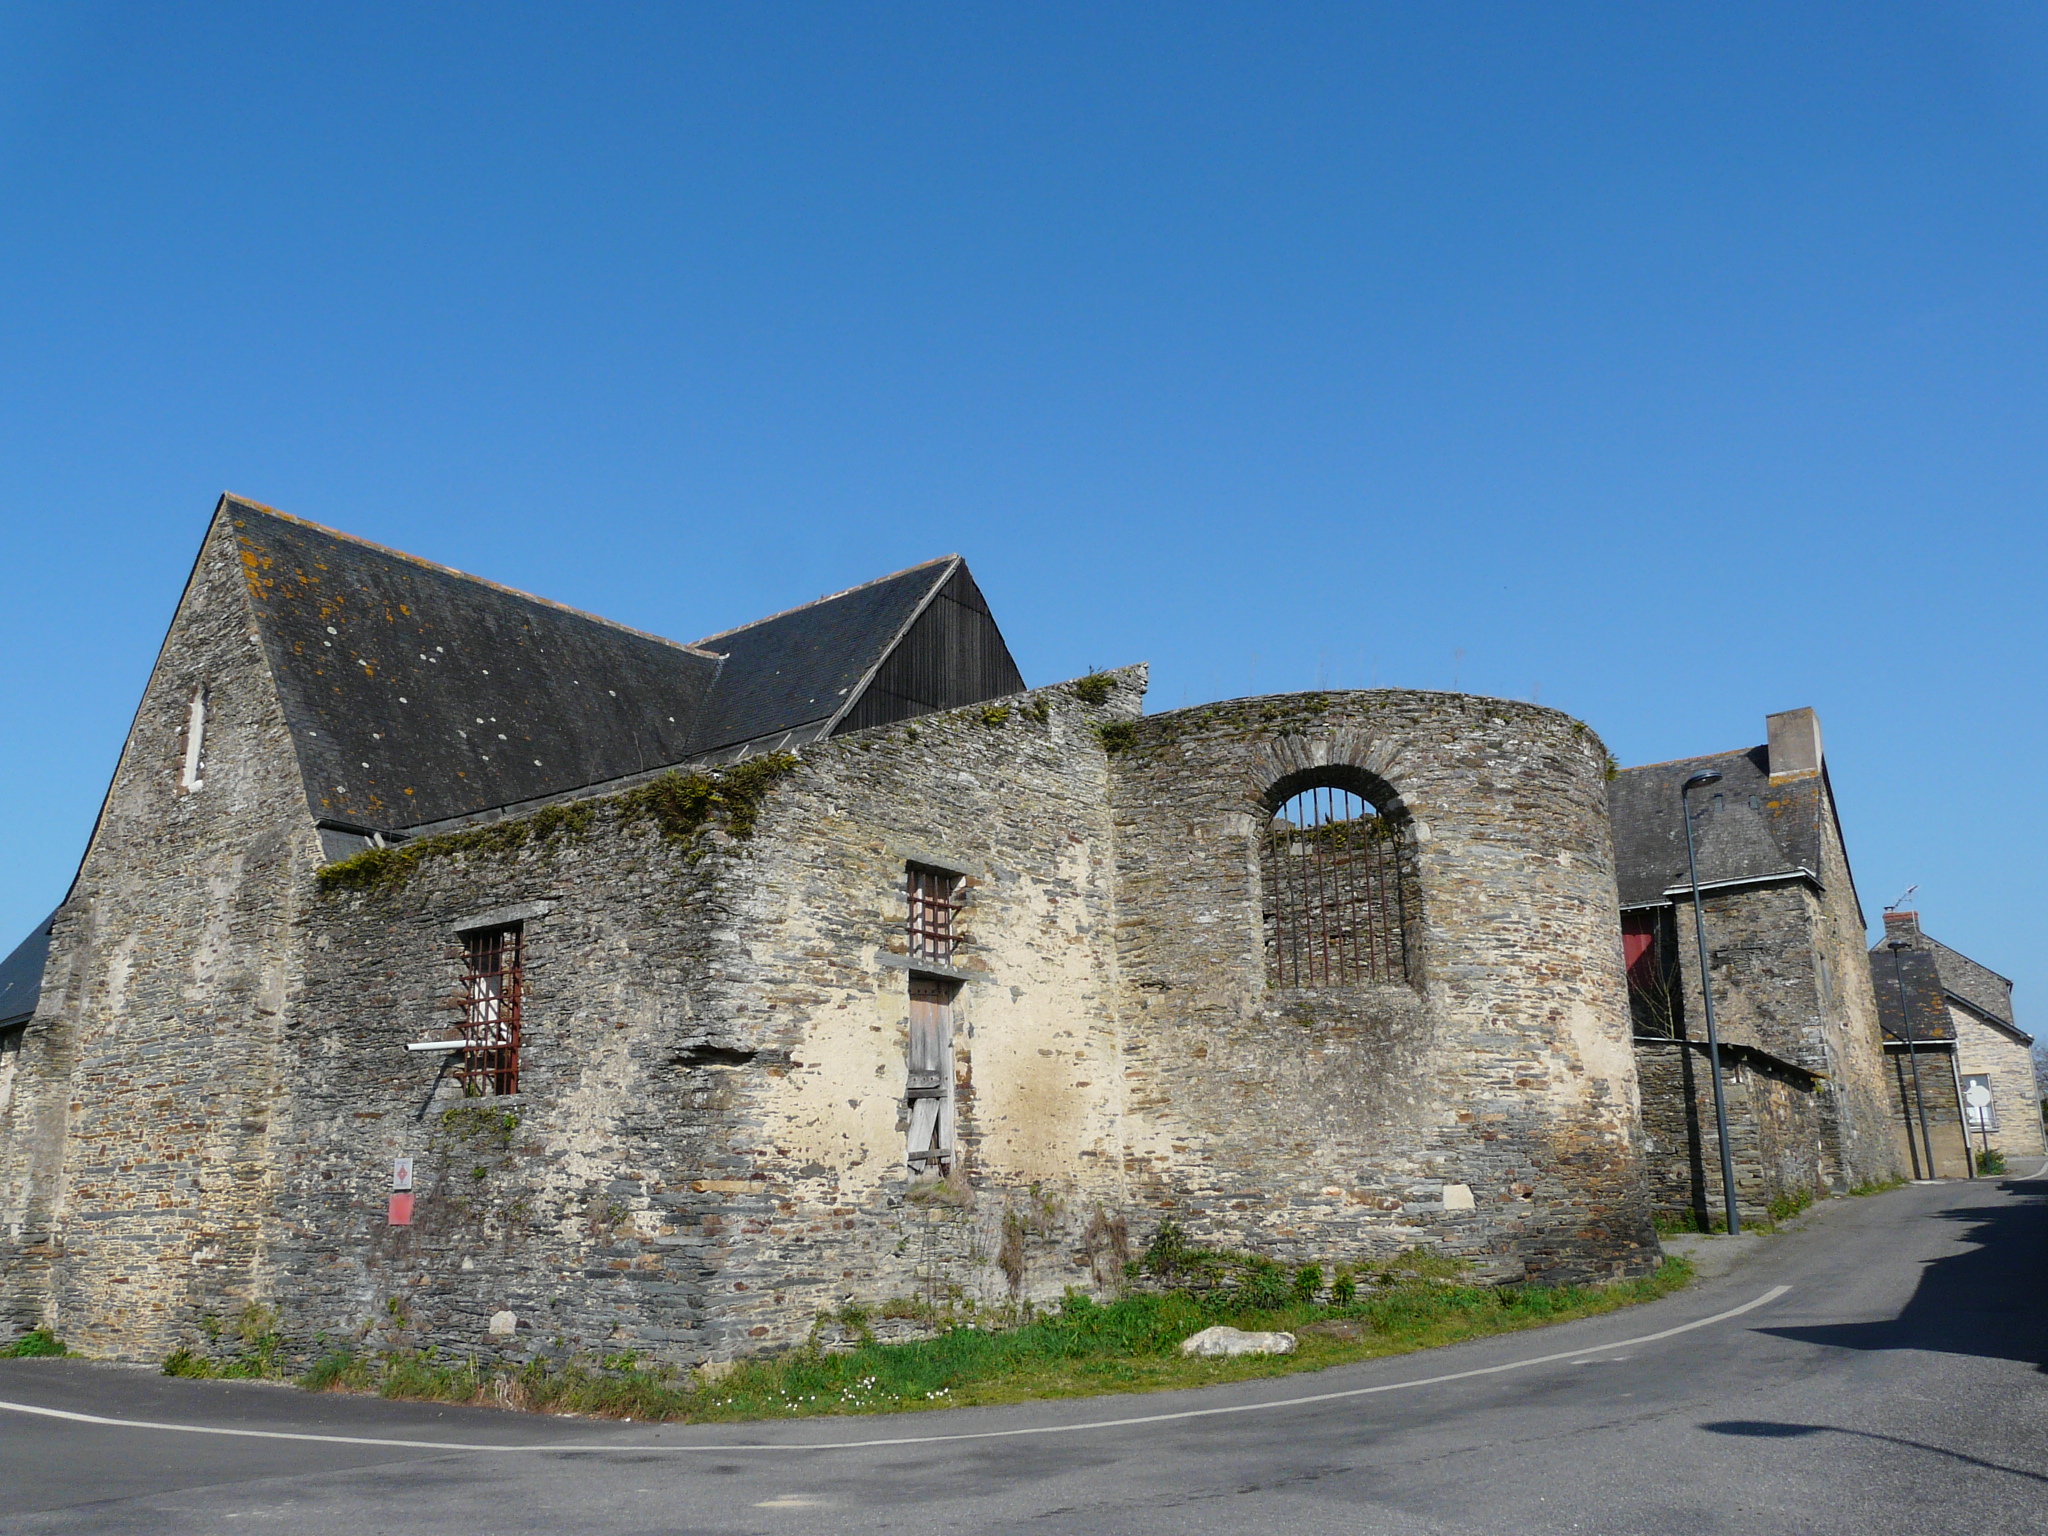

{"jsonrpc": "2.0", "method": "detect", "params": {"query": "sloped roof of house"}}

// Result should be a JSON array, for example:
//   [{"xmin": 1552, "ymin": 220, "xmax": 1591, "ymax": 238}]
[
  {"xmin": 686, "ymin": 557, "xmax": 962, "ymax": 756},
  {"xmin": 1869, "ymin": 942, "xmax": 1957, "ymax": 1044},
  {"xmin": 1874, "ymin": 912, "xmax": 2030, "ymax": 1046},
  {"xmin": 224, "ymin": 498, "xmax": 1018, "ymax": 832},
  {"xmin": 0, "ymin": 909, "xmax": 55, "ymax": 1029},
  {"xmin": 232, "ymin": 500, "xmax": 723, "ymax": 830},
  {"xmin": 1607, "ymin": 745, "xmax": 1829, "ymax": 908}
]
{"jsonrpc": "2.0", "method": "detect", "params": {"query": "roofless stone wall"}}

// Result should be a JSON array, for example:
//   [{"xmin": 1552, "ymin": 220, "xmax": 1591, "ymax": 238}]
[
  {"xmin": 266, "ymin": 674, "xmax": 1142, "ymax": 1369},
  {"xmin": 1111, "ymin": 692, "xmax": 1656, "ymax": 1284}
]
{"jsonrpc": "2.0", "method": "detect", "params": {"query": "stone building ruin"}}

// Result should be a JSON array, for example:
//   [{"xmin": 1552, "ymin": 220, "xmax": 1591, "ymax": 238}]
[{"xmin": 0, "ymin": 495, "xmax": 1657, "ymax": 1368}]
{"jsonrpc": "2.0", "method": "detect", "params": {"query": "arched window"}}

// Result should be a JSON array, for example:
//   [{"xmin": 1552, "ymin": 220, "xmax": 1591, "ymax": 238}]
[{"xmin": 1261, "ymin": 784, "xmax": 1412, "ymax": 986}]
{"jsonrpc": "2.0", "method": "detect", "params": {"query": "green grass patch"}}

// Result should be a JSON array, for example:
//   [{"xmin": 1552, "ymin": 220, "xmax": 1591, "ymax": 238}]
[
  {"xmin": 302, "ymin": 1254, "xmax": 1692, "ymax": 1424},
  {"xmin": 1847, "ymin": 1174, "xmax": 1908, "ymax": 1197},
  {"xmin": 1765, "ymin": 1186, "xmax": 1816, "ymax": 1225},
  {"xmin": 1974, "ymin": 1148, "xmax": 2009, "ymax": 1176},
  {"xmin": 0, "ymin": 1329, "xmax": 66, "ymax": 1358},
  {"xmin": 163, "ymin": 1305, "xmax": 287, "ymax": 1379}
]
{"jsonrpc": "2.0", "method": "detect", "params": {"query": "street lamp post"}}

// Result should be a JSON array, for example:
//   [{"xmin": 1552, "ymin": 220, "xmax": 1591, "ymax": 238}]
[
  {"xmin": 1680, "ymin": 770, "xmax": 1741, "ymax": 1236},
  {"xmin": 1887, "ymin": 940, "xmax": 1939, "ymax": 1179}
]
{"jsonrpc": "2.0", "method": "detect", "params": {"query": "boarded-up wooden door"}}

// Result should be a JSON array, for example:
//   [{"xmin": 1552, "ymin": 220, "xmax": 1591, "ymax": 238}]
[{"xmin": 907, "ymin": 976, "xmax": 957, "ymax": 1166}]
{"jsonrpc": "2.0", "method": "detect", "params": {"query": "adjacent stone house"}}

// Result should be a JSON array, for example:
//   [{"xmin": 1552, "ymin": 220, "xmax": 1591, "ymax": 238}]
[
  {"xmin": 1608, "ymin": 709, "xmax": 1905, "ymax": 1224},
  {"xmin": 0, "ymin": 494, "xmax": 1656, "ymax": 1368},
  {"xmin": 0, "ymin": 913, "xmax": 49, "ymax": 1126},
  {"xmin": 1870, "ymin": 911, "xmax": 2041, "ymax": 1169}
]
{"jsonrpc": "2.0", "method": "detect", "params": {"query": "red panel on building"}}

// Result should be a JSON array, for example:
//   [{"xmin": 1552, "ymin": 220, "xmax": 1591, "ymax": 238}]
[
  {"xmin": 388, "ymin": 1192, "xmax": 414, "ymax": 1226},
  {"xmin": 1621, "ymin": 911, "xmax": 1658, "ymax": 991}
]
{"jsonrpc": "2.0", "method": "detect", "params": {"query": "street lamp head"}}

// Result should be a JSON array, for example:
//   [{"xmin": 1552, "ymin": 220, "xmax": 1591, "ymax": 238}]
[
  {"xmin": 1888, "ymin": 939, "xmax": 1910, "ymax": 953},
  {"xmin": 1682, "ymin": 771, "xmax": 1723, "ymax": 793}
]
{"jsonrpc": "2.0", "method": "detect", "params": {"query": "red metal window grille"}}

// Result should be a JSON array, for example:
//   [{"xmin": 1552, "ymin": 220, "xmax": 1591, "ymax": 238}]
[
  {"xmin": 459, "ymin": 926, "xmax": 522, "ymax": 1096},
  {"xmin": 907, "ymin": 866, "xmax": 964, "ymax": 964},
  {"xmin": 1261, "ymin": 785, "xmax": 1412, "ymax": 986}
]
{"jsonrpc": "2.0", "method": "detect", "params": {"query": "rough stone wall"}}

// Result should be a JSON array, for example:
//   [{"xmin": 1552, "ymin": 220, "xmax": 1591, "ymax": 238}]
[
  {"xmin": 1806, "ymin": 777, "xmax": 1905, "ymax": 1186},
  {"xmin": 1664, "ymin": 875, "xmax": 1899, "ymax": 1194},
  {"xmin": 1634, "ymin": 1042, "xmax": 1825, "ymax": 1222},
  {"xmin": 1887, "ymin": 1046, "xmax": 1971, "ymax": 1179},
  {"xmin": 21, "ymin": 650, "xmax": 1668, "ymax": 1366},
  {"xmin": 1108, "ymin": 691, "xmax": 1656, "ymax": 1284},
  {"xmin": 267, "ymin": 673, "xmax": 1144, "ymax": 1370},
  {"xmin": 1952, "ymin": 1010, "xmax": 2045, "ymax": 1159},
  {"xmin": 0, "ymin": 509, "xmax": 322, "ymax": 1352}
]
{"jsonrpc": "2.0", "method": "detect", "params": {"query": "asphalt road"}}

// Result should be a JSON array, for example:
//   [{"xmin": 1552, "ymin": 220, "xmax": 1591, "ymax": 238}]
[{"xmin": 2, "ymin": 1168, "xmax": 2043, "ymax": 1535}]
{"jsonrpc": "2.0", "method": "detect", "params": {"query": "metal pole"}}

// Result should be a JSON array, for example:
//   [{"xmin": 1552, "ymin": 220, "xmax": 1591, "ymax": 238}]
[
  {"xmin": 1947, "ymin": 1049, "xmax": 1979, "ymax": 1180},
  {"xmin": 1889, "ymin": 942, "xmax": 1939, "ymax": 1179},
  {"xmin": 1681, "ymin": 777, "xmax": 1741, "ymax": 1236}
]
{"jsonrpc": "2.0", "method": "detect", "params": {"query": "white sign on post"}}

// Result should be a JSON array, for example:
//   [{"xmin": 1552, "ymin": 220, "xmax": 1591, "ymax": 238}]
[{"xmin": 392, "ymin": 1157, "xmax": 415, "ymax": 1192}]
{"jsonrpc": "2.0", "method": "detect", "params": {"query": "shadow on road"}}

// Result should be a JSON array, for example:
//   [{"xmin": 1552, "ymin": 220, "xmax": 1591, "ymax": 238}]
[
  {"xmin": 1758, "ymin": 1180, "xmax": 2048, "ymax": 1373},
  {"xmin": 1702, "ymin": 1421, "xmax": 2048, "ymax": 1487}
]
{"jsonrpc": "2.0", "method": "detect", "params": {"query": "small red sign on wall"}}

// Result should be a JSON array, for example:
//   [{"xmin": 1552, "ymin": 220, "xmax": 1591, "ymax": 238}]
[{"xmin": 388, "ymin": 1192, "xmax": 415, "ymax": 1226}]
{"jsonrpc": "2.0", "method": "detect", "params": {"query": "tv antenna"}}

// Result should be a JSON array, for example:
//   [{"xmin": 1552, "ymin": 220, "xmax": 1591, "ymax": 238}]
[{"xmin": 1884, "ymin": 884, "xmax": 1918, "ymax": 913}]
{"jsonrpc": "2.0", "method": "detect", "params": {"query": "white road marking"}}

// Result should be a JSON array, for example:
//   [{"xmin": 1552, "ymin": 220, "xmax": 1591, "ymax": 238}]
[{"xmin": 0, "ymin": 1286, "xmax": 1791, "ymax": 1455}]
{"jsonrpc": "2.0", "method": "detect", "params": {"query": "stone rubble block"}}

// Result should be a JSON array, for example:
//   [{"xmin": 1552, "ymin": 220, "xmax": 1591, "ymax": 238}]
[{"xmin": 1179, "ymin": 1325, "xmax": 1297, "ymax": 1357}]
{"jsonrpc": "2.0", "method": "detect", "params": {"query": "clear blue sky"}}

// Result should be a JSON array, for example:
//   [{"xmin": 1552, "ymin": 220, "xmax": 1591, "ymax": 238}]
[{"xmin": 3, "ymin": 5, "xmax": 2044, "ymax": 1025}]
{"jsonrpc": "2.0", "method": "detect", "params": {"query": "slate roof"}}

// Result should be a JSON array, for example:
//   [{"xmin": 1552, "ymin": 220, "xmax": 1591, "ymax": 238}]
[
  {"xmin": 1607, "ymin": 745, "xmax": 1828, "ymax": 908},
  {"xmin": 224, "ymin": 499, "xmax": 1011, "ymax": 834},
  {"xmin": 1875, "ymin": 913, "xmax": 2030, "ymax": 1046},
  {"xmin": 686, "ymin": 557, "xmax": 962, "ymax": 757},
  {"xmin": 0, "ymin": 909, "xmax": 55, "ymax": 1029},
  {"xmin": 232, "ymin": 500, "xmax": 721, "ymax": 830},
  {"xmin": 1869, "ymin": 943, "xmax": 1957, "ymax": 1044}
]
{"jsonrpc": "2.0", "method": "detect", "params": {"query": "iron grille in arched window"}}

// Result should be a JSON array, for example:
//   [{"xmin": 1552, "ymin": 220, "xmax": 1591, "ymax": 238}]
[{"xmin": 1262, "ymin": 786, "xmax": 1411, "ymax": 985}]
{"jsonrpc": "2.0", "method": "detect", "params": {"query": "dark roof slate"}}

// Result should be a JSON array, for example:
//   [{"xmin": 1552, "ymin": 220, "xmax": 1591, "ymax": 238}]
[
  {"xmin": 685, "ymin": 558, "xmax": 959, "ymax": 757},
  {"xmin": 1875, "ymin": 913, "xmax": 2029, "ymax": 1045},
  {"xmin": 1608, "ymin": 745, "xmax": 1826, "ymax": 907},
  {"xmin": 1869, "ymin": 944, "xmax": 1956, "ymax": 1044},
  {"xmin": 0, "ymin": 909, "xmax": 56, "ymax": 1029},
  {"xmin": 224, "ymin": 501, "xmax": 1020, "ymax": 832},
  {"xmin": 231, "ymin": 499, "xmax": 723, "ymax": 830}
]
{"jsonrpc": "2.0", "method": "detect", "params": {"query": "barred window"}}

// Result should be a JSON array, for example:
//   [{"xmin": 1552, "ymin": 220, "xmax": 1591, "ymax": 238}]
[
  {"xmin": 907, "ymin": 865, "xmax": 964, "ymax": 964},
  {"xmin": 460, "ymin": 926, "xmax": 522, "ymax": 1096},
  {"xmin": 1262, "ymin": 785, "xmax": 1411, "ymax": 986}
]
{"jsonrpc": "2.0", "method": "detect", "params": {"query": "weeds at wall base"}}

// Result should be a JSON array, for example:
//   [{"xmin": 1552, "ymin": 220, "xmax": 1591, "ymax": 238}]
[
  {"xmin": 286, "ymin": 1255, "xmax": 1693, "ymax": 1425},
  {"xmin": 0, "ymin": 1329, "xmax": 66, "ymax": 1358}
]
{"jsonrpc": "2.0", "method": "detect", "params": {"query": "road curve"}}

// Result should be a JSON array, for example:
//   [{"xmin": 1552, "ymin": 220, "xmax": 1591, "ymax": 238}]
[{"xmin": 1, "ymin": 1169, "xmax": 2041, "ymax": 1534}]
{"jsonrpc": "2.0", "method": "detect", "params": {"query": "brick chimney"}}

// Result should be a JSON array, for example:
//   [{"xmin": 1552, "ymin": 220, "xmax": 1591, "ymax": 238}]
[
  {"xmin": 1766, "ymin": 707, "xmax": 1823, "ymax": 783},
  {"xmin": 1883, "ymin": 910, "xmax": 1924, "ymax": 948}
]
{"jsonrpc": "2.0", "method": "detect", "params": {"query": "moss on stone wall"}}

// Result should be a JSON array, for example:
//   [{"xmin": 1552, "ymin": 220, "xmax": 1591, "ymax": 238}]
[
  {"xmin": 316, "ymin": 753, "xmax": 799, "ymax": 894},
  {"xmin": 615, "ymin": 752, "xmax": 798, "ymax": 843},
  {"xmin": 1071, "ymin": 673, "xmax": 1114, "ymax": 706},
  {"xmin": 1097, "ymin": 720, "xmax": 1138, "ymax": 754}
]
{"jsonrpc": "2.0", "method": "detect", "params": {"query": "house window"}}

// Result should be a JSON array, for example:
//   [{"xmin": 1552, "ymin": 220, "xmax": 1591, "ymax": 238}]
[
  {"xmin": 1963, "ymin": 1073, "xmax": 1997, "ymax": 1132},
  {"xmin": 907, "ymin": 864, "xmax": 964, "ymax": 965},
  {"xmin": 1261, "ymin": 784, "xmax": 1411, "ymax": 986},
  {"xmin": 459, "ymin": 926, "xmax": 522, "ymax": 1096},
  {"xmin": 906, "ymin": 975, "xmax": 959, "ymax": 1170},
  {"xmin": 179, "ymin": 684, "xmax": 207, "ymax": 793}
]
